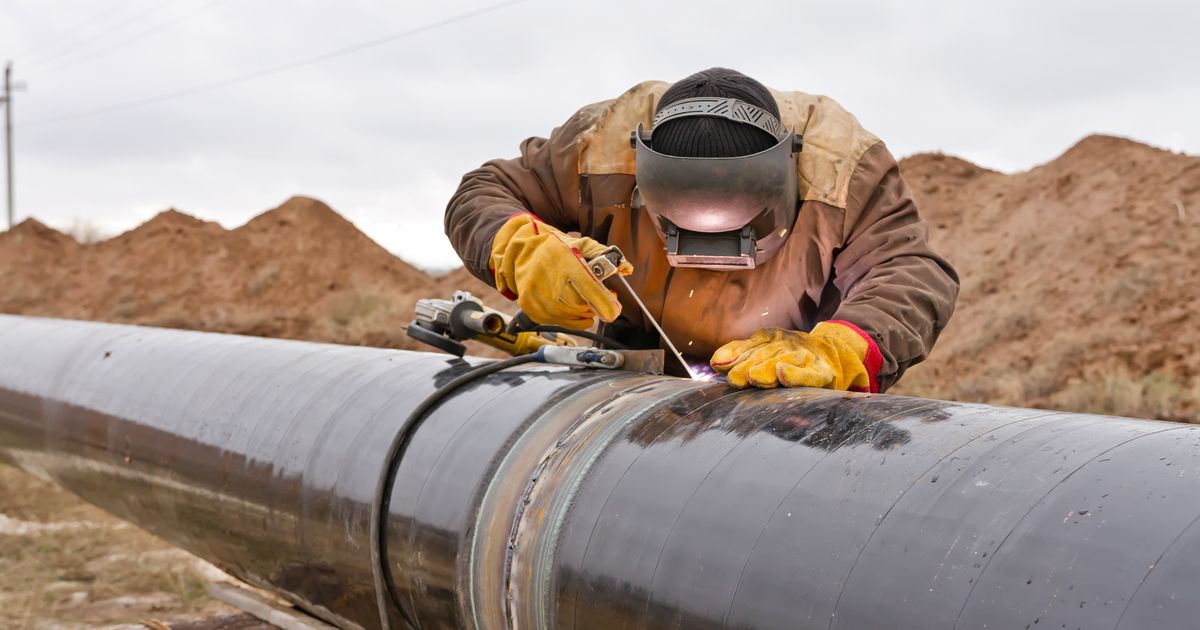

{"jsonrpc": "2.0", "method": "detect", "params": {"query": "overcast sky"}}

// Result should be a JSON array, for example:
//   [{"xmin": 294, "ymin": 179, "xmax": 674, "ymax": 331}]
[{"xmin": 1, "ymin": 0, "xmax": 1197, "ymax": 269}]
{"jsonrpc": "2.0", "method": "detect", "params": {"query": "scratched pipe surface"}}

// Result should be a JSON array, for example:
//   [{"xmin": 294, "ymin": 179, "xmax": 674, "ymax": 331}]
[{"xmin": 2, "ymin": 316, "xmax": 1200, "ymax": 630}]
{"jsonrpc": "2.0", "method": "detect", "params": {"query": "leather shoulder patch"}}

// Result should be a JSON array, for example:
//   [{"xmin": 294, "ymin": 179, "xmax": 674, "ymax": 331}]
[
  {"xmin": 771, "ymin": 90, "xmax": 880, "ymax": 209},
  {"xmin": 577, "ymin": 82, "xmax": 880, "ymax": 210},
  {"xmin": 577, "ymin": 80, "xmax": 670, "ymax": 177}
]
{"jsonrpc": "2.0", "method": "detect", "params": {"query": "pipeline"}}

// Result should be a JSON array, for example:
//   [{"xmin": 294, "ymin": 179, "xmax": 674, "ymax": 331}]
[{"xmin": 2, "ymin": 315, "xmax": 1200, "ymax": 630}]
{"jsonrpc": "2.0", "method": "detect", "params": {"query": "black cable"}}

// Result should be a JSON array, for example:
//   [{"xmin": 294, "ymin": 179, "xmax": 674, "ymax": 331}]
[
  {"xmin": 20, "ymin": 0, "xmax": 527, "ymax": 127},
  {"xmin": 367, "ymin": 353, "xmax": 538, "ymax": 629},
  {"xmin": 530, "ymin": 324, "xmax": 628, "ymax": 350}
]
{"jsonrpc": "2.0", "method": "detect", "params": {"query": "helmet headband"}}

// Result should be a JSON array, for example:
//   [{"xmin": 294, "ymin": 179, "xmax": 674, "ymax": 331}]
[{"xmin": 652, "ymin": 97, "xmax": 786, "ymax": 141}]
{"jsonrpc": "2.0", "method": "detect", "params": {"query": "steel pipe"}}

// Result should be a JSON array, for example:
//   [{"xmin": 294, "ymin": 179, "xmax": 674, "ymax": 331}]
[{"xmin": 1, "ymin": 314, "xmax": 1199, "ymax": 630}]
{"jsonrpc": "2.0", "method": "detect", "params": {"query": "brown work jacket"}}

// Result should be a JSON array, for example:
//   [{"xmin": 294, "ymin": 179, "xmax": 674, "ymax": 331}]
[{"xmin": 444, "ymin": 81, "xmax": 958, "ymax": 391}]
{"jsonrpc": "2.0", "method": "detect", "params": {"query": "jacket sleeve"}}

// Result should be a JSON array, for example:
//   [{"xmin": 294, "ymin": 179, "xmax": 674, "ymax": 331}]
[
  {"xmin": 830, "ymin": 142, "xmax": 960, "ymax": 391},
  {"xmin": 443, "ymin": 104, "xmax": 603, "ymax": 285}
]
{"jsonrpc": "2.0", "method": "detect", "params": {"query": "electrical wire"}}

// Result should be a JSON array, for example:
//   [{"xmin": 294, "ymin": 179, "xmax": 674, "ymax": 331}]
[
  {"xmin": 30, "ymin": 0, "xmax": 230, "ymax": 79},
  {"xmin": 19, "ymin": 0, "xmax": 527, "ymax": 128},
  {"xmin": 24, "ymin": 0, "xmax": 191, "ymax": 71},
  {"xmin": 531, "ymin": 324, "xmax": 629, "ymax": 349},
  {"xmin": 16, "ymin": 0, "xmax": 157, "ymax": 61}
]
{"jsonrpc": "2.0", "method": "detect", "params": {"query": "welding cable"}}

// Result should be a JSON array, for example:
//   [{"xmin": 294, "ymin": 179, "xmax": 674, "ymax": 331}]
[
  {"xmin": 530, "ymin": 324, "xmax": 629, "ymax": 350},
  {"xmin": 367, "ymin": 353, "xmax": 539, "ymax": 629}
]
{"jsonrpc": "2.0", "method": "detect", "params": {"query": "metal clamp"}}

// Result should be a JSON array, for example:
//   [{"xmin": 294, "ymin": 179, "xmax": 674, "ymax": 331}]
[
  {"xmin": 586, "ymin": 246, "xmax": 625, "ymax": 282},
  {"xmin": 534, "ymin": 345, "xmax": 624, "ymax": 369}
]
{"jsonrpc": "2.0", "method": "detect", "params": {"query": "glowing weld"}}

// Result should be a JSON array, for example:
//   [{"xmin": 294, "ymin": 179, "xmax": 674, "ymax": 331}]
[{"xmin": 687, "ymin": 362, "xmax": 718, "ymax": 382}]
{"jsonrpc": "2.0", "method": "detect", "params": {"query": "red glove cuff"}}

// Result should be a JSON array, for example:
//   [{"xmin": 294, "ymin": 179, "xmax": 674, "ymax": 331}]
[{"xmin": 826, "ymin": 320, "xmax": 883, "ymax": 394}]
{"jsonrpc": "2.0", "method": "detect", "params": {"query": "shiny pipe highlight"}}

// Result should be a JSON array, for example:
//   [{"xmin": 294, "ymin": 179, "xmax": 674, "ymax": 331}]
[{"xmin": 1, "ymin": 315, "xmax": 1199, "ymax": 630}]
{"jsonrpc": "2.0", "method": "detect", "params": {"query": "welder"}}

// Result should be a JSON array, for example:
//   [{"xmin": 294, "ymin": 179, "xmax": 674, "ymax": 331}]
[{"xmin": 444, "ymin": 68, "xmax": 958, "ymax": 392}]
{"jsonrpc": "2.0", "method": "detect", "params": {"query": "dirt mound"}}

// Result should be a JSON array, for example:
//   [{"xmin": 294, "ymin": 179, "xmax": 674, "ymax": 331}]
[
  {"xmin": 895, "ymin": 134, "xmax": 1200, "ymax": 420},
  {"xmin": 0, "ymin": 219, "xmax": 83, "ymax": 317},
  {"xmin": 0, "ymin": 196, "xmax": 504, "ymax": 353}
]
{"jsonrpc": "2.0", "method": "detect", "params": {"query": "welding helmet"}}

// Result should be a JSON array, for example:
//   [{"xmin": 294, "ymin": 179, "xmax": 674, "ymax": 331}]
[{"xmin": 631, "ymin": 97, "xmax": 803, "ymax": 270}]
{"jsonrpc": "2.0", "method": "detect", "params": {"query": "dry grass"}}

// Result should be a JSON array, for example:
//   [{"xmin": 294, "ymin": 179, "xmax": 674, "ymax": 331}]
[
  {"xmin": 902, "ymin": 365, "xmax": 1199, "ymax": 423},
  {"xmin": 1049, "ymin": 370, "xmax": 1200, "ymax": 422},
  {"xmin": 0, "ymin": 464, "xmax": 234, "ymax": 629},
  {"xmin": 328, "ymin": 290, "xmax": 385, "ymax": 327},
  {"xmin": 898, "ymin": 284, "xmax": 1198, "ymax": 423}
]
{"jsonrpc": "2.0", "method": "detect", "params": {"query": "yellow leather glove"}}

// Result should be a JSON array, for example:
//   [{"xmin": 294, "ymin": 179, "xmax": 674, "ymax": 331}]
[
  {"xmin": 489, "ymin": 213, "xmax": 633, "ymax": 330},
  {"xmin": 710, "ymin": 322, "xmax": 879, "ymax": 391}
]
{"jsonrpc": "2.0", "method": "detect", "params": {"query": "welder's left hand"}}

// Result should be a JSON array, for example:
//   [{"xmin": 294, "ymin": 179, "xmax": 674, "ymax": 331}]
[{"xmin": 710, "ymin": 322, "xmax": 880, "ymax": 392}]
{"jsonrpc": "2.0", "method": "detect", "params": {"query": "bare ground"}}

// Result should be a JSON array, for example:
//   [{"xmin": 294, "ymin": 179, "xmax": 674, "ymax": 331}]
[{"xmin": 0, "ymin": 464, "xmax": 237, "ymax": 629}]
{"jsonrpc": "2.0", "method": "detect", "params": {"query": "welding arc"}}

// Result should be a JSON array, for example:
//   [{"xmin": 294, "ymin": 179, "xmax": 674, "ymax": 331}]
[
  {"xmin": 616, "ymin": 274, "xmax": 698, "ymax": 379},
  {"xmin": 19, "ymin": 0, "xmax": 528, "ymax": 127}
]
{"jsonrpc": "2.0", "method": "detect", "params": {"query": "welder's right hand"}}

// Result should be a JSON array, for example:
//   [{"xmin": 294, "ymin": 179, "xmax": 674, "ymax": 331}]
[{"xmin": 489, "ymin": 213, "xmax": 633, "ymax": 330}]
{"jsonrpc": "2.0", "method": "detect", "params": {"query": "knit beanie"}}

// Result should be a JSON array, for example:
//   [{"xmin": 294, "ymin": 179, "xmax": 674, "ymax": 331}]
[{"xmin": 652, "ymin": 68, "xmax": 780, "ymax": 158}]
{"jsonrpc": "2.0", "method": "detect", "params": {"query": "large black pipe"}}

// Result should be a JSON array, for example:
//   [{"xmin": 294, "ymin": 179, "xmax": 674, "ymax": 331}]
[{"xmin": 1, "ymin": 315, "xmax": 1199, "ymax": 630}]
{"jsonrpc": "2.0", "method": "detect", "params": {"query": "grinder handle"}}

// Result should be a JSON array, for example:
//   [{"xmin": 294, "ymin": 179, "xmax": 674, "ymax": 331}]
[{"xmin": 506, "ymin": 310, "xmax": 538, "ymax": 335}]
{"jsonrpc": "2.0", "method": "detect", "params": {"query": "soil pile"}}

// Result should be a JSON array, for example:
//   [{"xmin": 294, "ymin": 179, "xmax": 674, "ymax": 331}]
[
  {"xmin": 895, "ymin": 135, "xmax": 1199, "ymax": 420},
  {"xmin": 0, "ymin": 196, "xmax": 504, "ymax": 354}
]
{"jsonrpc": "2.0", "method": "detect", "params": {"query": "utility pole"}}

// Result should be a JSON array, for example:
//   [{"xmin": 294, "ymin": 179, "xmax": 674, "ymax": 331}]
[
  {"xmin": 3, "ymin": 63, "xmax": 11, "ymax": 230},
  {"xmin": 2, "ymin": 62, "xmax": 25, "ymax": 230}
]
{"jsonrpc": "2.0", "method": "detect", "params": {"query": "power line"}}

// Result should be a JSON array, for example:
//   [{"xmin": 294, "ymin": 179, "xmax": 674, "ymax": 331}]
[
  {"xmin": 21, "ymin": 0, "xmax": 185, "ymax": 67},
  {"xmin": 16, "ymin": 0, "xmax": 153, "ymax": 61},
  {"xmin": 20, "ymin": 0, "xmax": 527, "ymax": 128},
  {"xmin": 24, "ymin": 0, "xmax": 192, "ymax": 72},
  {"xmin": 31, "ymin": 0, "xmax": 230, "ymax": 79}
]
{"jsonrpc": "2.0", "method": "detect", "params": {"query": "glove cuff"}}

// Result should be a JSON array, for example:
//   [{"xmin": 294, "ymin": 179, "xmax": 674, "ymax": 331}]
[{"xmin": 821, "ymin": 320, "xmax": 883, "ymax": 394}]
